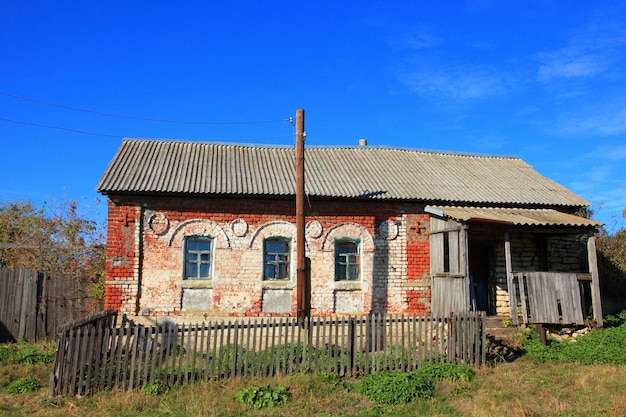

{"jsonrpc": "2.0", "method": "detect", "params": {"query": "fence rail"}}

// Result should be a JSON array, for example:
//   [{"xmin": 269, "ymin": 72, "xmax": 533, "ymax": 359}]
[{"xmin": 51, "ymin": 312, "xmax": 486, "ymax": 396}]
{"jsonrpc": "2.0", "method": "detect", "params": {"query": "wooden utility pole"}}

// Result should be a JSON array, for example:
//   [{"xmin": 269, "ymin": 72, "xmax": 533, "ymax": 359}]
[{"xmin": 295, "ymin": 108, "xmax": 310, "ymax": 323}]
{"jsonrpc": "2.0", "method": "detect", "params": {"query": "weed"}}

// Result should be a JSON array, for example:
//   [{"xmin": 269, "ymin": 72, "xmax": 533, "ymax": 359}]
[
  {"xmin": 416, "ymin": 362, "xmax": 475, "ymax": 382},
  {"xmin": 356, "ymin": 371, "xmax": 434, "ymax": 404},
  {"xmin": 140, "ymin": 383, "xmax": 168, "ymax": 395},
  {"xmin": 317, "ymin": 371, "xmax": 342, "ymax": 386},
  {"xmin": 235, "ymin": 383, "xmax": 290, "ymax": 409},
  {"xmin": 6, "ymin": 375, "xmax": 42, "ymax": 394},
  {"xmin": 522, "ymin": 320, "xmax": 626, "ymax": 365}
]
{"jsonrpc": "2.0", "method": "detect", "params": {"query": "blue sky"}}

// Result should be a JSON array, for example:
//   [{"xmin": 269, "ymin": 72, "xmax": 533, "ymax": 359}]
[{"xmin": 1, "ymin": 1, "xmax": 625, "ymax": 231}]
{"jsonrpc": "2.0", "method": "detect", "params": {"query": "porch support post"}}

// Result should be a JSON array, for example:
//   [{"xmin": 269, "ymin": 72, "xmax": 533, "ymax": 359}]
[
  {"xmin": 587, "ymin": 230, "xmax": 603, "ymax": 327},
  {"xmin": 459, "ymin": 225, "xmax": 470, "ymax": 310},
  {"xmin": 504, "ymin": 231, "xmax": 518, "ymax": 325}
]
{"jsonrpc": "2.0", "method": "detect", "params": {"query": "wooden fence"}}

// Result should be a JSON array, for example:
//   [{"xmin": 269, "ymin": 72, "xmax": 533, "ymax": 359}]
[
  {"xmin": 0, "ymin": 268, "xmax": 99, "ymax": 342},
  {"xmin": 50, "ymin": 312, "xmax": 486, "ymax": 396},
  {"xmin": 512, "ymin": 271, "xmax": 586, "ymax": 325}
]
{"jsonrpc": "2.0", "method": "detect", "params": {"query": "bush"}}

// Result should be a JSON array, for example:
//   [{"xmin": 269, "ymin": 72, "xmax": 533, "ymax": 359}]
[
  {"xmin": 6, "ymin": 376, "xmax": 42, "ymax": 394},
  {"xmin": 356, "ymin": 371, "xmax": 434, "ymax": 404},
  {"xmin": 416, "ymin": 362, "xmax": 475, "ymax": 382},
  {"xmin": 140, "ymin": 383, "xmax": 168, "ymax": 395},
  {"xmin": 235, "ymin": 384, "xmax": 290, "ymax": 409},
  {"xmin": 522, "ymin": 317, "xmax": 626, "ymax": 365}
]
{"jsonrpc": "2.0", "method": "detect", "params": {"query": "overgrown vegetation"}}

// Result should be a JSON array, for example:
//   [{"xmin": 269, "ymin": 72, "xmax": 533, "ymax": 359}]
[
  {"xmin": 5, "ymin": 376, "xmax": 42, "ymax": 394},
  {"xmin": 2, "ymin": 331, "xmax": 626, "ymax": 416},
  {"xmin": 0, "ymin": 340, "xmax": 55, "ymax": 366},
  {"xmin": 0, "ymin": 198, "xmax": 106, "ymax": 303},
  {"xmin": 139, "ymin": 383, "xmax": 167, "ymax": 395},
  {"xmin": 522, "ymin": 311, "xmax": 626, "ymax": 365},
  {"xmin": 356, "ymin": 371, "xmax": 435, "ymax": 404},
  {"xmin": 235, "ymin": 384, "xmax": 290, "ymax": 409},
  {"xmin": 355, "ymin": 363, "xmax": 474, "ymax": 405}
]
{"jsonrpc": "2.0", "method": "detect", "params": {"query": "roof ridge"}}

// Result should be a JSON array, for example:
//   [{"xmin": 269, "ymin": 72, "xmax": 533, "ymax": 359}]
[{"xmin": 122, "ymin": 137, "xmax": 519, "ymax": 159}]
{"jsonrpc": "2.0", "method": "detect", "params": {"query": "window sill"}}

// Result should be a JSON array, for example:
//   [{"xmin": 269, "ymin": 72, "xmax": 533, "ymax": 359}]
[
  {"xmin": 334, "ymin": 281, "xmax": 361, "ymax": 291},
  {"xmin": 179, "ymin": 280, "xmax": 213, "ymax": 289},
  {"xmin": 261, "ymin": 280, "xmax": 294, "ymax": 289}
]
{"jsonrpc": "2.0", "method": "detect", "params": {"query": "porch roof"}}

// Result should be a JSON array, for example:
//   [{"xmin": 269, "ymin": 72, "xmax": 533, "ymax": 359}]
[{"xmin": 425, "ymin": 206, "xmax": 602, "ymax": 228}]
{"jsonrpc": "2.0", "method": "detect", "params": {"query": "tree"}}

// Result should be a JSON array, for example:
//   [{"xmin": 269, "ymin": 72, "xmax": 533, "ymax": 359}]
[
  {"xmin": 595, "ymin": 208, "xmax": 626, "ymax": 314},
  {"xmin": 0, "ymin": 198, "xmax": 106, "ymax": 300}
]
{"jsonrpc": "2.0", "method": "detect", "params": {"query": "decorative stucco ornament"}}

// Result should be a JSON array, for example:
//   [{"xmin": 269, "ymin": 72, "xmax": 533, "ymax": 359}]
[
  {"xmin": 148, "ymin": 212, "xmax": 169, "ymax": 235},
  {"xmin": 231, "ymin": 218, "xmax": 249, "ymax": 237},
  {"xmin": 379, "ymin": 219, "xmax": 399, "ymax": 240},
  {"xmin": 306, "ymin": 220, "xmax": 323, "ymax": 239}
]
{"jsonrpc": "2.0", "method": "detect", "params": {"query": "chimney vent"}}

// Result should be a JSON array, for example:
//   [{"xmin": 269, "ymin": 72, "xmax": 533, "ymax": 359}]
[{"xmin": 359, "ymin": 138, "xmax": 367, "ymax": 146}]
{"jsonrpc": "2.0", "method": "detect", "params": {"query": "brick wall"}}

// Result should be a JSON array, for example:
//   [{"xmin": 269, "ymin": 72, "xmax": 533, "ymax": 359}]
[{"xmin": 104, "ymin": 195, "xmax": 433, "ymax": 317}]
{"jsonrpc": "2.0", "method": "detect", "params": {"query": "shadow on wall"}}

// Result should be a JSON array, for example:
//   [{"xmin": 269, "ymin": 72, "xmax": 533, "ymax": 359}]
[
  {"xmin": 371, "ymin": 240, "xmax": 390, "ymax": 315},
  {"xmin": 0, "ymin": 320, "xmax": 15, "ymax": 343}
]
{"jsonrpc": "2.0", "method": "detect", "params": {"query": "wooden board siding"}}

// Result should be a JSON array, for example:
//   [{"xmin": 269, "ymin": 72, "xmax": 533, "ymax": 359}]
[
  {"xmin": 518, "ymin": 272, "xmax": 584, "ymax": 325},
  {"xmin": 430, "ymin": 217, "xmax": 470, "ymax": 316},
  {"xmin": 0, "ymin": 268, "xmax": 97, "ymax": 342}
]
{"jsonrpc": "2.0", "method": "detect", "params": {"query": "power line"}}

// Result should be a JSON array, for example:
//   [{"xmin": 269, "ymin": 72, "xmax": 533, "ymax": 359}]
[
  {"xmin": 0, "ymin": 91, "xmax": 292, "ymax": 125},
  {"xmin": 0, "ymin": 116, "xmax": 295, "ymax": 142},
  {"xmin": 0, "ymin": 116, "xmax": 121, "ymax": 138}
]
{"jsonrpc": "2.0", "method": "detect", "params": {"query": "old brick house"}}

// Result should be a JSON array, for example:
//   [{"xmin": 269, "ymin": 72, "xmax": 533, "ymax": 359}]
[{"xmin": 97, "ymin": 139, "xmax": 603, "ymax": 325}]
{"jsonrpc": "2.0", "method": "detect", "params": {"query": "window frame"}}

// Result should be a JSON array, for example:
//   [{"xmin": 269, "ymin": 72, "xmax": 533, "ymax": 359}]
[
  {"xmin": 334, "ymin": 239, "xmax": 360, "ymax": 281},
  {"xmin": 263, "ymin": 237, "xmax": 291, "ymax": 281},
  {"xmin": 183, "ymin": 236, "xmax": 213, "ymax": 280}
]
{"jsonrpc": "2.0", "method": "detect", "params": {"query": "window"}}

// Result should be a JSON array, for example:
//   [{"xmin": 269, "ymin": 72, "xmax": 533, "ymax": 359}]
[
  {"xmin": 335, "ymin": 240, "xmax": 360, "ymax": 281},
  {"xmin": 264, "ymin": 238, "xmax": 290, "ymax": 280},
  {"xmin": 184, "ymin": 237, "xmax": 213, "ymax": 280}
]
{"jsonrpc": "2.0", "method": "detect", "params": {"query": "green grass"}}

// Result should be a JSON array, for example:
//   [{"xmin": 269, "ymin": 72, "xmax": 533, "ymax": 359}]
[
  {"xmin": 522, "ymin": 313, "xmax": 626, "ymax": 365},
  {"xmin": 2, "ymin": 321, "xmax": 626, "ymax": 416}
]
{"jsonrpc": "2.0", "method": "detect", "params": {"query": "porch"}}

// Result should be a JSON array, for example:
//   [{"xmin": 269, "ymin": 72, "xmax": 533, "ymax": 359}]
[{"xmin": 426, "ymin": 206, "xmax": 603, "ymax": 327}]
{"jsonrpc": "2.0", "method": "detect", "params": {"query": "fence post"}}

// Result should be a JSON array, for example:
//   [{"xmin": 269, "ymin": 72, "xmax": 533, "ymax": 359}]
[{"xmin": 347, "ymin": 317, "xmax": 355, "ymax": 375}]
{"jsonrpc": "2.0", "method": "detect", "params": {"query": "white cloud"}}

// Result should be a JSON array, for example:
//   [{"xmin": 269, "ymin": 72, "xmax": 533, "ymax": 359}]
[
  {"xmin": 550, "ymin": 105, "xmax": 626, "ymax": 136},
  {"xmin": 535, "ymin": 14, "xmax": 626, "ymax": 84},
  {"xmin": 398, "ymin": 62, "xmax": 512, "ymax": 100}
]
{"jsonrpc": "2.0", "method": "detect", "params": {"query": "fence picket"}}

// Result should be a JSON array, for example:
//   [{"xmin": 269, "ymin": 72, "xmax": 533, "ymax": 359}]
[{"xmin": 52, "ymin": 312, "xmax": 486, "ymax": 396}]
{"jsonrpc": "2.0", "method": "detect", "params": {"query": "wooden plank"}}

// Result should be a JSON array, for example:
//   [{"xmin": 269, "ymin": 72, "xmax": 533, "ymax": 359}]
[
  {"xmin": 184, "ymin": 323, "xmax": 192, "ymax": 384},
  {"xmin": 587, "ymin": 232, "xmax": 603, "ymax": 326},
  {"xmin": 448, "ymin": 230, "xmax": 460, "ymax": 275},
  {"xmin": 128, "ymin": 325, "xmax": 140, "ymax": 390},
  {"xmin": 504, "ymin": 232, "xmax": 518, "ymax": 325},
  {"xmin": 69, "ymin": 327, "xmax": 82, "ymax": 396},
  {"xmin": 83, "ymin": 325, "xmax": 97, "ymax": 395},
  {"xmin": 430, "ymin": 233, "xmax": 444, "ymax": 275},
  {"xmin": 178, "ymin": 324, "xmax": 187, "ymax": 385},
  {"xmin": 190, "ymin": 323, "xmax": 199, "ymax": 383}
]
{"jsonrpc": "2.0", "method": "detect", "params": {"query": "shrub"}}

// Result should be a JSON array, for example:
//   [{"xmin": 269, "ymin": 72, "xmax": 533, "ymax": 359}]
[
  {"xmin": 140, "ymin": 383, "xmax": 168, "ymax": 395},
  {"xmin": 235, "ymin": 384, "xmax": 290, "ymax": 409},
  {"xmin": 603, "ymin": 310, "xmax": 626, "ymax": 328},
  {"xmin": 6, "ymin": 376, "xmax": 42, "ymax": 394},
  {"xmin": 356, "ymin": 371, "xmax": 434, "ymax": 404},
  {"xmin": 522, "ymin": 318, "xmax": 626, "ymax": 365},
  {"xmin": 416, "ymin": 362, "xmax": 475, "ymax": 382}
]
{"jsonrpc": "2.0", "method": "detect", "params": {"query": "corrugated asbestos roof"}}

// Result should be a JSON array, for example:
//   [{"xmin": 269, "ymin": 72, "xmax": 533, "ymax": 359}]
[
  {"xmin": 96, "ymin": 138, "xmax": 590, "ymax": 208},
  {"xmin": 425, "ymin": 206, "xmax": 602, "ymax": 227}
]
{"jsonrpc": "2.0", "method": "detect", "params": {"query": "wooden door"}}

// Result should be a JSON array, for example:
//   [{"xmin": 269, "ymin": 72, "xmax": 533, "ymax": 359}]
[{"xmin": 429, "ymin": 217, "xmax": 470, "ymax": 316}]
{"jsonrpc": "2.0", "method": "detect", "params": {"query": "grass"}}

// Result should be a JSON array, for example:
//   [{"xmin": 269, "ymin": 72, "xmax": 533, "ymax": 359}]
[{"xmin": 2, "ymin": 324, "xmax": 626, "ymax": 416}]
